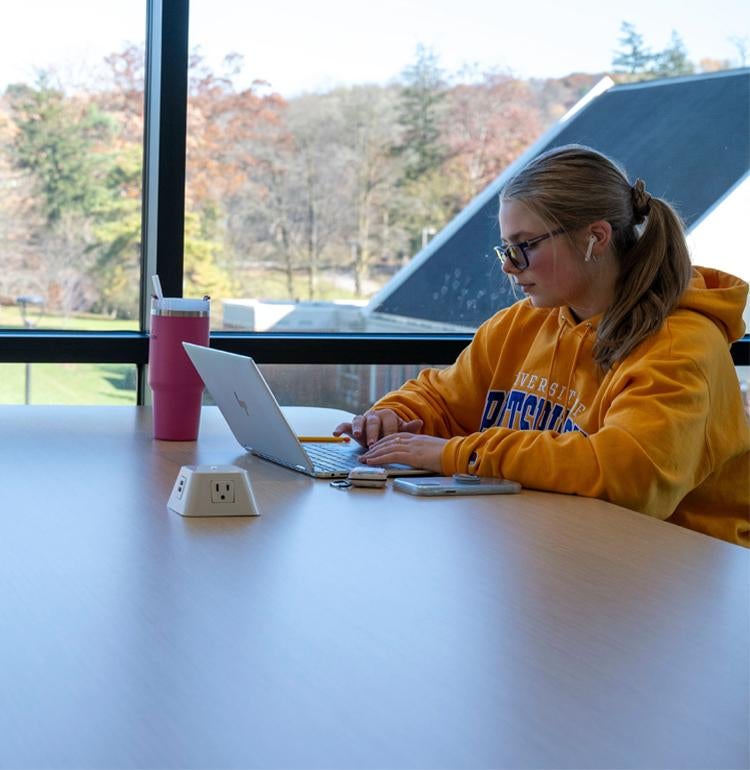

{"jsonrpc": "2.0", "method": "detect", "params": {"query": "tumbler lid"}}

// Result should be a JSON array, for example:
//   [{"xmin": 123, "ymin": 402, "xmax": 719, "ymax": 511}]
[{"xmin": 151, "ymin": 296, "xmax": 210, "ymax": 317}]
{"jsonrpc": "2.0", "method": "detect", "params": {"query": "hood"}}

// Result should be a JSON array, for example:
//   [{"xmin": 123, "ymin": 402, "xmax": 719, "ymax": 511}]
[{"xmin": 679, "ymin": 267, "xmax": 748, "ymax": 342}]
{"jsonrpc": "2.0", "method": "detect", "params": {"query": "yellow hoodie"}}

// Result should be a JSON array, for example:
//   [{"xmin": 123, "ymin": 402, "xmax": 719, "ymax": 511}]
[{"xmin": 375, "ymin": 267, "xmax": 750, "ymax": 547}]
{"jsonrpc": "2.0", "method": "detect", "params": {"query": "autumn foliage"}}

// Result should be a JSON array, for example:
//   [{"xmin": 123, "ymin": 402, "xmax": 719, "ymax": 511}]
[{"xmin": 0, "ymin": 45, "xmax": 600, "ymax": 318}]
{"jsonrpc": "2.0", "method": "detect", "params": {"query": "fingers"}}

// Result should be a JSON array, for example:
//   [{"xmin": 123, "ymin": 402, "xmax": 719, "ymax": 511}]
[
  {"xmin": 379, "ymin": 410, "xmax": 400, "ymax": 439},
  {"xmin": 340, "ymin": 412, "xmax": 383, "ymax": 447},
  {"xmin": 334, "ymin": 419, "xmax": 367, "ymax": 445},
  {"xmin": 335, "ymin": 410, "xmax": 422, "ymax": 447},
  {"xmin": 360, "ymin": 433, "xmax": 446, "ymax": 473},
  {"xmin": 365, "ymin": 412, "xmax": 385, "ymax": 447},
  {"xmin": 401, "ymin": 418, "xmax": 424, "ymax": 433},
  {"xmin": 360, "ymin": 435, "xmax": 411, "ymax": 465}
]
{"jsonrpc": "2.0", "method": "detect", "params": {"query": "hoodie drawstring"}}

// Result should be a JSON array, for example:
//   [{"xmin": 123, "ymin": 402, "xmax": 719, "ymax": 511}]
[
  {"xmin": 564, "ymin": 323, "xmax": 592, "ymax": 415},
  {"xmin": 534, "ymin": 325, "xmax": 564, "ymax": 429},
  {"xmin": 533, "ymin": 318, "xmax": 593, "ymax": 430}
]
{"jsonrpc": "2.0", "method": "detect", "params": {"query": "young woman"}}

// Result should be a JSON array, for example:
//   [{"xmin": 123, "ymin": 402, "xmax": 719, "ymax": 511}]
[{"xmin": 335, "ymin": 145, "xmax": 750, "ymax": 547}]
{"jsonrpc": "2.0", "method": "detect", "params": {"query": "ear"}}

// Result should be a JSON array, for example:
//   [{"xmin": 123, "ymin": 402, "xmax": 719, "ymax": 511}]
[{"xmin": 587, "ymin": 220, "xmax": 613, "ymax": 251}]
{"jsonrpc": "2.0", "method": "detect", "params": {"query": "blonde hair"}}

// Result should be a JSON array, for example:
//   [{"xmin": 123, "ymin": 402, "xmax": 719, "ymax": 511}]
[{"xmin": 500, "ymin": 144, "xmax": 692, "ymax": 370}]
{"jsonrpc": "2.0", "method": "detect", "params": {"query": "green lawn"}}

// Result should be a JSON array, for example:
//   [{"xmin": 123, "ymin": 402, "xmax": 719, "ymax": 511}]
[
  {"xmin": 0, "ymin": 363, "xmax": 137, "ymax": 404},
  {"xmin": 1, "ymin": 307, "xmax": 138, "ymax": 404},
  {"xmin": 0, "ymin": 305, "xmax": 138, "ymax": 331}
]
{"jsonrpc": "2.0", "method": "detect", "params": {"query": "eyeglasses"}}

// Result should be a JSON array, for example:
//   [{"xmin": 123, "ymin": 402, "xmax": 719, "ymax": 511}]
[{"xmin": 494, "ymin": 227, "xmax": 566, "ymax": 271}]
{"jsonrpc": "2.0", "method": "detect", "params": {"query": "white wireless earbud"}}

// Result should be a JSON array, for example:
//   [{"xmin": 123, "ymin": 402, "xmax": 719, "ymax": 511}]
[{"xmin": 584, "ymin": 235, "xmax": 596, "ymax": 262}]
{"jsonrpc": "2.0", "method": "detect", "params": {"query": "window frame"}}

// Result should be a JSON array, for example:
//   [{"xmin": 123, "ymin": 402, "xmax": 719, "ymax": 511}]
[{"xmin": 1, "ymin": 0, "xmax": 747, "ymax": 403}]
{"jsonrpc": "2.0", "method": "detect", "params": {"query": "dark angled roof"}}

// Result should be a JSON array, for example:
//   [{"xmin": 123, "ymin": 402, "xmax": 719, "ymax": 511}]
[{"xmin": 368, "ymin": 69, "xmax": 750, "ymax": 328}]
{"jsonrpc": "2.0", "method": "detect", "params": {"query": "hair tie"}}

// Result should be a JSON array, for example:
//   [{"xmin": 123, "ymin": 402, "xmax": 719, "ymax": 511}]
[{"xmin": 631, "ymin": 178, "xmax": 652, "ymax": 224}]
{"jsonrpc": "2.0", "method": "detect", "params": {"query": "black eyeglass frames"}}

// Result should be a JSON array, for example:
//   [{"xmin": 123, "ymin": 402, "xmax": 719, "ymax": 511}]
[{"xmin": 494, "ymin": 227, "xmax": 566, "ymax": 271}]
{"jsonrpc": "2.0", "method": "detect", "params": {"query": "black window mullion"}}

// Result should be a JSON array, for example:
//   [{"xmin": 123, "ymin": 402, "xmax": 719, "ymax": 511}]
[
  {"xmin": 139, "ymin": 0, "xmax": 190, "ymax": 402},
  {"xmin": 153, "ymin": 0, "xmax": 189, "ymax": 299},
  {"xmin": 1, "ymin": 332, "xmax": 747, "ymax": 366},
  {"xmin": 142, "ymin": 0, "xmax": 189, "ymax": 301}
]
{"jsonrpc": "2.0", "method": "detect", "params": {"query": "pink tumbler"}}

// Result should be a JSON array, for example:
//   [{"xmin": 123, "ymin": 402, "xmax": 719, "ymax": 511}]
[{"xmin": 148, "ymin": 296, "xmax": 210, "ymax": 440}]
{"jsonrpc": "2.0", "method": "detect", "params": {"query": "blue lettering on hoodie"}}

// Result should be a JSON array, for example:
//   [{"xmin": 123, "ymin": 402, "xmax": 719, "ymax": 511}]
[
  {"xmin": 479, "ymin": 391, "xmax": 506, "ymax": 430},
  {"xmin": 518, "ymin": 394, "xmax": 537, "ymax": 430},
  {"xmin": 480, "ymin": 388, "xmax": 587, "ymax": 435}
]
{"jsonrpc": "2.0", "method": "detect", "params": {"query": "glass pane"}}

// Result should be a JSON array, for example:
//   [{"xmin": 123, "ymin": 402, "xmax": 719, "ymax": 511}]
[
  {"xmin": 201, "ymin": 363, "xmax": 444, "ymax": 416},
  {"xmin": 186, "ymin": 0, "xmax": 747, "ymax": 334},
  {"xmin": 0, "ymin": 1, "xmax": 146, "ymax": 331},
  {"xmin": 0, "ymin": 364, "xmax": 137, "ymax": 405}
]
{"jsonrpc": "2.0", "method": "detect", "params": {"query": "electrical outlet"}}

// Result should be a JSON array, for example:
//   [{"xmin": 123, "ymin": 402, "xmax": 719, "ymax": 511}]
[
  {"xmin": 211, "ymin": 479, "xmax": 235, "ymax": 503},
  {"xmin": 167, "ymin": 465, "xmax": 259, "ymax": 517}
]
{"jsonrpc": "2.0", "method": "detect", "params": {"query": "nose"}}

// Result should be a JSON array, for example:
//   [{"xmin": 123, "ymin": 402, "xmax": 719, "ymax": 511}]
[{"xmin": 501, "ymin": 256, "xmax": 520, "ymax": 276}]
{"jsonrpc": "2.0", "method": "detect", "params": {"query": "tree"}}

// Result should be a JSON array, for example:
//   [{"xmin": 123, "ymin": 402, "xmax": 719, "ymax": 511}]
[
  {"xmin": 389, "ymin": 46, "xmax": 454, "ymax": 257},
  {"xmin": 90, "ymin": 50, "xmax": 145, "ymax": 317},
  {"xmin": 612, "ymin": 23, "xmax": 697, "ymax": 82},
  {"xmin": 91, "ymin": 141, "xmax": 143, "ymax": 317},
  {"xmin": 612, "ymin": 22, "xmax": 653, "ymax": 75},
  {"xmin": 729, "ymin": 36, "xmax": 749, "ymax": 67},
  {"xmin": 185, "ymin": 51, "xmax": 283, "ymax": 299},
  {"xmin": 442, "ymin": 73, "xmax": 542, "ymax": 203},
  {"xmin": 394, "ymin": 45, "xmax": 447, "ymax": 182},
  {"xmin": 6, "ymin": 70, "xmax": 144, "ymax": 318},
  {"xmin": 652, "ymin": 31, "xmax": 695, "ymax": 78},
  {"xmin": 224, "ymin": 101, "xmax": 299, "ymax": 298},
  {"xmin": 37, "ymin": 213, "xmax": 99, "ymax": 317},
  {"xmin": 100, "ymin": 45, "xmax": 145, "ymax": 145},
  {"xmin": 336, "ymin": 85, "xmax": 402, "ymax": 296},
  {"xmin": 183, "ymin": 210, "xmax": 235, "ymax": 301},
  {"xmin": 7, "ymin": 73, "xmax": 115, "ymax": 225},
  {"xmin": 0, "ymin": 95, "xmax": 41, "ymax": 303},
  {"xmin": 286, "ymin": 93, "xmax": 350, "ymax": 299},
  {"xmin": 698, "ymin": 57, "xmax": 733, "ymax": 73}
]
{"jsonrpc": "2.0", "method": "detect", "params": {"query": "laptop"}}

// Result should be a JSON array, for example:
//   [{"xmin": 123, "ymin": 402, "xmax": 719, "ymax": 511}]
[{"xmin": 183, "ymin": 343, "xmax": 430, "ymax": 479}]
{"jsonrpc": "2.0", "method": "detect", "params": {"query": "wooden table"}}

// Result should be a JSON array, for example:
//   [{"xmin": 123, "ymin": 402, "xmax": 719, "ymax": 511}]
[{"xmin": 1, "ymin": 406, "xmax": 747, "ymax": 769}]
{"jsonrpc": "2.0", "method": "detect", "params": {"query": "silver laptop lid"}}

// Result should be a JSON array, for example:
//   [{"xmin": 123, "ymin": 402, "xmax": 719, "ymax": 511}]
[
  {"xmin": 183, "ymin": 343, "xmax": 315, "ymax": 474},
  {"xmin": 183, "ymin": 343, "xmax": 430, "ymax": 479}
]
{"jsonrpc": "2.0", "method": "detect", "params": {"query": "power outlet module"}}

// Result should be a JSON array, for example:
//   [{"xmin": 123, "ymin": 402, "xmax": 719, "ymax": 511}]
[{"xmin": 167, "ymin": 464, "xmax": 259, "ymax": 517}]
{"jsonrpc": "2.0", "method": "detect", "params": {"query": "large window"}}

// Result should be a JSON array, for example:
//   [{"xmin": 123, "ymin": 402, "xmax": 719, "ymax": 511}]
[
  {"xmin": 0, "ymin": 0, "xmax": 747, "ymax": 406},
  {"xmin": 0, "ymin": 1, "xmax": 145, "ymax": 404},
  {"xmin": 185, "ymin": 0, "xmax": 749, "ymax": 339},
  {"xmin": 0, "ymin": 0, "xmax": 145, "ymax": 333},
  {"xmin": 185, "ymin": 0, "xmax": 595, "ymax": 334}
]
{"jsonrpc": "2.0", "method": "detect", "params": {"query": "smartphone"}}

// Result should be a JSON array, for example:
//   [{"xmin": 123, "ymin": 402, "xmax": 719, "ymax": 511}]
[{"xmin": 393, "ymin": 474, "xmax": 521, "ymax": 497}]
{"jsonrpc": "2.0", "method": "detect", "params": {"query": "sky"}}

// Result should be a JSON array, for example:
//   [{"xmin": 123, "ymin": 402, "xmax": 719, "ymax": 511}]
[{"xmin": 0, "ymin": 0, "xmax": 747, "ymax": 95}]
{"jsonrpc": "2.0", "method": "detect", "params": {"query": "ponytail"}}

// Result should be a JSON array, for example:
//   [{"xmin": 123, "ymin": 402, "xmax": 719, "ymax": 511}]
[{"xmin": 594, "ymin": 192, "xmax": 692, "ymax": 369}]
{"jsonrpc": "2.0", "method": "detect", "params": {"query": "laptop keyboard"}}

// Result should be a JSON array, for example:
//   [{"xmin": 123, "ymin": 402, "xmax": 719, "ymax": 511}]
[{"xmin": 303, "ymin": 442, "xmax": 364, "ymax": 473}]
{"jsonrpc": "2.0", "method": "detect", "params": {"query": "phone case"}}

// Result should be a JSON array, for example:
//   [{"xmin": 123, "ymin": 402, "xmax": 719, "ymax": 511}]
[{"xmin": 393, "ymin": 476, "xmax": 521, "ymax": 496}]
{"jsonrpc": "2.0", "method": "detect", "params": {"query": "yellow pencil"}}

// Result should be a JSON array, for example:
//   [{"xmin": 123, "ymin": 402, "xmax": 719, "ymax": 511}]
[{"xmin": 297, "ymin": 435, "xmax": 350, "ymax": 443}]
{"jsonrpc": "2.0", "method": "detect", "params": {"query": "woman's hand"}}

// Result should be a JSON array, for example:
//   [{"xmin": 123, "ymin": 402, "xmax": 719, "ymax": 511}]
[
  {"xmin": 334, "ymin": 409, "xmax": 423, "ymax": 448},
  {"xmin": 359, "ymin": 432, "xmax": 447, "ymax": 473}
]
